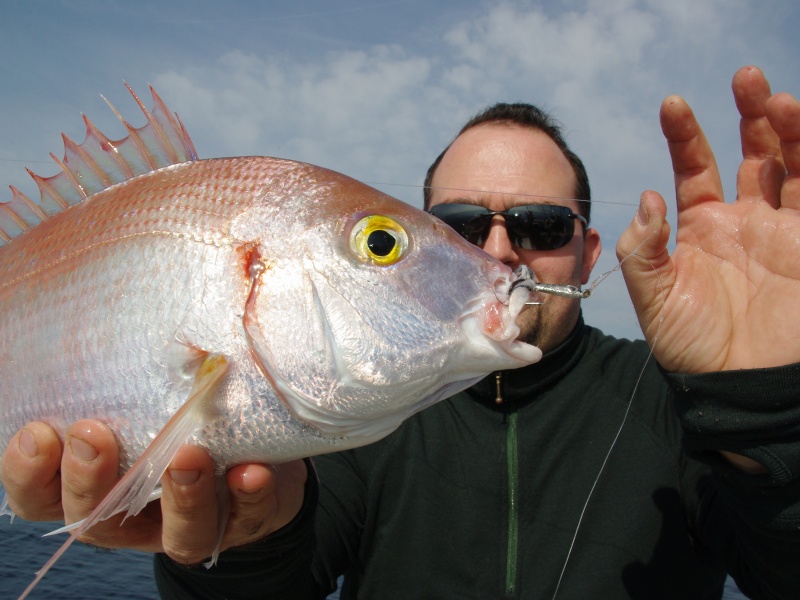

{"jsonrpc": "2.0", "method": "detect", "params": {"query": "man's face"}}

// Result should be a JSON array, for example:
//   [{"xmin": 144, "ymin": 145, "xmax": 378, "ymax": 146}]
[{"xmin": 429, "ymin": 124, "xmax": 602, "ymax": 352}]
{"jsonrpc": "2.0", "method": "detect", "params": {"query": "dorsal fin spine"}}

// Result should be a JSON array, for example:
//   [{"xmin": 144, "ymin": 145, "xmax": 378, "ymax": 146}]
[
  {"xmin": 49, "ymin": 152, "xmax": 88, "ymax": 200},
  {"xmin": 127, "ymin": 82, "xmax": 182, "ymax": 166},
  {"xmin": 177, "ymin": 115, "xmax": 199, "ymax": 161},
  {"xmin": 102, "ymin": 93, "xmax": 159, "ymax": 171},
  {"xmin": 0, "ymin": 187, "xmax": 45, "ymax": 239},
  {"xmin": 28, "ymin": 169, "xmax": 72, "ymax": 214},
  {"xmin": 0, "ymin": 203, "xmax": 28, "ymax": 231},
  {"xmin": 14, "ymin": 190, "xmax": 47, "ymax": 222},
  {"xmin": 84, "ymin": 116, "xmax": 136, "ymax": 180},
  {"xmin": 0, "ymin": 85, "xmax": 198, "ymax": 248},
  {"xmin": 62, "ymin": 131, "xmax": 113, "ymax": 189}
]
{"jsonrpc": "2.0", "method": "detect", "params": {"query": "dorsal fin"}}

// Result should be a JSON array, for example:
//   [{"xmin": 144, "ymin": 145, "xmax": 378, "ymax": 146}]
[{"xmin": 0, "ymin": 84, "xmax": 198, "ymax": 247}]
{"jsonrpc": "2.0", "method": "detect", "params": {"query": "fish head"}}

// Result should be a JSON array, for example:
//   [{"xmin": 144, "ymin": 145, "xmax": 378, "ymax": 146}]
[{"xmin": 234, "ymin": 160, "xmax": 543, "ymax": 446}]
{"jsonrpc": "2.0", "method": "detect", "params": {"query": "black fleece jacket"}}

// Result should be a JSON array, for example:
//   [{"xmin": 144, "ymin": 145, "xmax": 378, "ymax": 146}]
[{"xmin": 155, "ymin": 321, "xmax": 800, "ymax": 599}]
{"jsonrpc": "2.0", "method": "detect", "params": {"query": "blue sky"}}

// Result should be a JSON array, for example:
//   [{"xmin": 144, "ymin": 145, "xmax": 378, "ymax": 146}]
[{"xmin": 1, "ymin": 0, "xmax": 798, "ymax": 340}]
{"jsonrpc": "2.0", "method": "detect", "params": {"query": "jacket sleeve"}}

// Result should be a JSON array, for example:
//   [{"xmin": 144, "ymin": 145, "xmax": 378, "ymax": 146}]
[
  {"xmin": 666, "ymin": 363, "xmax": 800, "ymax": 599},
  {"xmin": 154, "ymin": 458, "xmax": 325, "ymax": 600}
]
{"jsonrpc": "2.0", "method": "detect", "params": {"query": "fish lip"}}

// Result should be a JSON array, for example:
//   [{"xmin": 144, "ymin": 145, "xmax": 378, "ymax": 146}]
[
  {"xmin": 457, "ymin": 302, "xmax": 542, "ymax": 365},
  {"xmin": 494, "ymin": 265, "xmax": 542, "ymax": 308},
  {"xmin": 500, "ymin": 336, "xmax": 542, "ymax": 364},
  {"xmin": 454, "ymin": 263, "xmax": 544, "ymax": 365}
]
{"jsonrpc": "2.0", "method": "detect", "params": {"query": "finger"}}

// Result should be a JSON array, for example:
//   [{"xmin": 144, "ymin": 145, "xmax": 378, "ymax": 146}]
[
  {"xmin": 766, "ymin": 92, "xmax": 800, "ymax": 208},
  {"xmin": 1, "ymin": 422, "xmax": 63, "ymax": 520},
  {"xmin": 224, "ymin": 463, "xmax": 276, "ymax": 544},
  {"xmin": 734, "ymin": 66, "xmax": 779, "ymax": 159},
  {"xmin": 224, "ymin": 459, "xmax": 307, "ymax": 548},
  {"xmin": 660, "ymin": 95, "xmax": 724, "ymax": 211},
  {"xmin": 160, "ymin": 445, "xmax": 219, "ymax": 565},
  {"xmin": 61, "ymin": 420, "xmax": 120, "ymax": 526},
  {"xmin": 59, "ymin": 420, "xmax": 169, "ymax": 552},
  {"xmin": 616, "ymin": 191, "xmax": 672, "ymax": 343},
  {"xmin": 732, "ymin": 66, "xmax": 784, "ymax": 206}
]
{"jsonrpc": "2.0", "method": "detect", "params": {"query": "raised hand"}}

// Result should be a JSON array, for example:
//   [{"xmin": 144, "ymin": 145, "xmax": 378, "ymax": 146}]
[{"xmin": 617, "ymin": 66, "xmax": 800, "ymax": 374}]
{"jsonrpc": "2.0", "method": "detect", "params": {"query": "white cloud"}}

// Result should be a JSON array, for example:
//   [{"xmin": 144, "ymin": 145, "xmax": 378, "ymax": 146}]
[{"xmin": 152, "ymin": 47, "xmax": 437, "ymax": 191}]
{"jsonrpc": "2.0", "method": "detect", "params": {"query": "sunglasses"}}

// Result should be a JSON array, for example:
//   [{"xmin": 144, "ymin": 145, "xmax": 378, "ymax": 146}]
[{"xmin": 428, "ymin": 203, "xmax": 588, "ymax": 251}]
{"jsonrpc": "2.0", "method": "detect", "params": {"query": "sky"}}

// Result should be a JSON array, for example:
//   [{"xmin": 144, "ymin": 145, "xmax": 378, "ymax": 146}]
[{"xmin": 1, "ymin": 0, "xmax": 798, "ymax": 340}]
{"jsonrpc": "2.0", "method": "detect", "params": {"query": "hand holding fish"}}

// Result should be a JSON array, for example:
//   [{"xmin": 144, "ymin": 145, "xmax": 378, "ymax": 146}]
[
  {"xmin": 1, "ymin": 420, "xmax": 308, "ymax": 563},
  {"xmin": 617, "ymin": 66, "xmax": 800, "ymax": 375}
]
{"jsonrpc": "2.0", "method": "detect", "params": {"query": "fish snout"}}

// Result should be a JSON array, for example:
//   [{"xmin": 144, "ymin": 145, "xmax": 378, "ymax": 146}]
[
  {"xmin": 464, "ymin": 278, "xmax": 542, "ymax": 364},
  {"xmin": 477, "ymin": 267, "xmax": 536, "ymax": 343}
]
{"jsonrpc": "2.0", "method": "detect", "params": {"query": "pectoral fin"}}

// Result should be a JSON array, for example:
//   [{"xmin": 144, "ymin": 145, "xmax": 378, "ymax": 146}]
[{"xmin": 16, "ymin": 354, "xmax": 229, "ymax": 600}]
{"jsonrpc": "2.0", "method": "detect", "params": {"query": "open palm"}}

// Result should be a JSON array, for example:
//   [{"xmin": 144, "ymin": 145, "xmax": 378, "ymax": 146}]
[{"xmin": 618, "ymin": 66, "xmax": 800, "ymax": 374}]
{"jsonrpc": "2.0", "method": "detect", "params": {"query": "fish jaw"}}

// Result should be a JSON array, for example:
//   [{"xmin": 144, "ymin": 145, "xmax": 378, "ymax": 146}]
[{"xmin": 456, "ymin": 265, "xmax": 543, "ymax": 369}]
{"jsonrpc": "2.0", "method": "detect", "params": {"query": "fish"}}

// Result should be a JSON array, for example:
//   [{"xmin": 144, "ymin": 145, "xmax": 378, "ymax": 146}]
[{"xmin": 0, "ymin": 85, "xmax": 542, "ymax": 597}]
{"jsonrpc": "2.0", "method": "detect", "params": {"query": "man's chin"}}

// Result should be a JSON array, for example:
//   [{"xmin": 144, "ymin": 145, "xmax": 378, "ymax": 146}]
[{"xmin": 517, "ymin": 323, "xmax": 544, "ymax": 349}]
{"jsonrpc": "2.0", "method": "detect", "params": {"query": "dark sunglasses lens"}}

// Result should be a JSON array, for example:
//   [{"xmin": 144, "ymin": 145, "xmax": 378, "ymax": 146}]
[
  {"xmin": 429, "ymin": 204, "xmax": 580, "ymax": 250},
  {"xmin": 429, "ymin": 205, "xmax": 492, "ymax": 245},
  {"xmin": 506, "ymin": 206, "xmax": 575, "ymax": 250}
]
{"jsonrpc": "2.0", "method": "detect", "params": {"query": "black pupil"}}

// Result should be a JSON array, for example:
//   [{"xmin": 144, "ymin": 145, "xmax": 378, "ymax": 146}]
[{"xmin": 367, "ymin": 229, "xmax": 396, "ymax": 256}]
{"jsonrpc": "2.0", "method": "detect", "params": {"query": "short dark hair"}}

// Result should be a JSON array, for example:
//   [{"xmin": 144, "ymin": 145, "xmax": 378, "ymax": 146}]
[{"xmin": 423, "ymin": 103, "xmax": 591, "ymax": 224}]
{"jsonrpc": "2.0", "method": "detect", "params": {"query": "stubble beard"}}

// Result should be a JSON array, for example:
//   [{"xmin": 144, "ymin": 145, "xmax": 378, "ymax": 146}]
[{"xmin": 517, "ymin": 298, "xmax": 581, "ymax": 354}]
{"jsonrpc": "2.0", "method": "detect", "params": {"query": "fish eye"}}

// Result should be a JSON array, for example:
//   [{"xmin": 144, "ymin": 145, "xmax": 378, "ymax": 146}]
[{"xmin": 350, "ymin": 215, "xmax": 408, "ymax": 265}]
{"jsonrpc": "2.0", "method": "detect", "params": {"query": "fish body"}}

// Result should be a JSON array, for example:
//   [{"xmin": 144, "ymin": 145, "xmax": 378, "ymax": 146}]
[
  {"xmin": 1, "ymin": 156, "xmax": 539, "ymax": 469},
  {"xmin": 0, "ymin": 87, "xmax": 541, "ymax": 485}
]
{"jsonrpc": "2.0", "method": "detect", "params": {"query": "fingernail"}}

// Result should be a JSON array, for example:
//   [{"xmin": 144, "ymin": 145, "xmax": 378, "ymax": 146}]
[
  {"xmin": 19, "ymin": 428, "xmax": 39, "ymax": 459},
  {"xmin": 68, "ymin": 435, "xmax": 99, "ymax": 463},
  {"xmin": 237, "ymin": 469, "xmax": 266, "ymax": 495},
  {"xmin": 169, "ymin": 469, "xmax": 200, "ymax": 486},
  {"xmin": 636, "ymin": 198, "xmax": 648, "ymax": 226}
]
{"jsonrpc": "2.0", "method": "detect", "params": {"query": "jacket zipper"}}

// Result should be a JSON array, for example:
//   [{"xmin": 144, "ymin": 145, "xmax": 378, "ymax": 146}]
[{"xmin": 502, "ymin": 371, "xmax": 519, "ymax": 597}]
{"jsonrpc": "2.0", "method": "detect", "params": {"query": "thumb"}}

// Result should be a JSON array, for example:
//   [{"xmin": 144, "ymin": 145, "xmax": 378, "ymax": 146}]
[{"xmin": 616, "ymin": 191, "xmax": 672, "ymax": 342}]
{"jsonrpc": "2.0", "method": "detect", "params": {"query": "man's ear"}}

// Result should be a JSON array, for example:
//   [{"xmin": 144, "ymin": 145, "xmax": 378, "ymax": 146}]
[{"xmin": 581, "ymin": 227, "xmax": 602, "ymax": 284}]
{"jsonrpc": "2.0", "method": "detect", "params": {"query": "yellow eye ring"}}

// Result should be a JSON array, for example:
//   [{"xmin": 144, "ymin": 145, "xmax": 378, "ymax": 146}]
[{"xmin": 350, "ymin": 215, "xmax": 409, "ymax": 265}]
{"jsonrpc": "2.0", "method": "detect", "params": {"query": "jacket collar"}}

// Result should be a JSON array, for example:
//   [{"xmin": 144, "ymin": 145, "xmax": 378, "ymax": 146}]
[{"xmin": 466, "ymin": 314, "xmax": 589, "ymax": 409}]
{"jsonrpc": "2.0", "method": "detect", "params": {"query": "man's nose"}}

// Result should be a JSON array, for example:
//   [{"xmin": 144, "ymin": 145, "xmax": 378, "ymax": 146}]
[{"xmin": 481, "ymin": 215, "xmax": 519, "ymax": 265}]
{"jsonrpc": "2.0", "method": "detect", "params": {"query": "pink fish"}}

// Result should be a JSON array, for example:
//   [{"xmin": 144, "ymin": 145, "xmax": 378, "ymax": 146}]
[{"xmin": 0, "ymin": 85, "xmax": 541, "ymax": 598}]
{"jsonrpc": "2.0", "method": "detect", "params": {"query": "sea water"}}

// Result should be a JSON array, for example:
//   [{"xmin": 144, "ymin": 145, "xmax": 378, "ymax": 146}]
[
  {"xmin": 0, "ymin": 520, "xmax": 157, "ymax": 599},
  {"xmin": 0, "ymin": 520, "xmax": 748, "ymax": 599}
]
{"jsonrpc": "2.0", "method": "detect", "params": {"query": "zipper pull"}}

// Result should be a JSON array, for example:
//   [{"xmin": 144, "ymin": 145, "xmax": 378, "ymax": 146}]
[{"xmin": 495, "ymin": 372, "xmax": 503, "ymax": 404}]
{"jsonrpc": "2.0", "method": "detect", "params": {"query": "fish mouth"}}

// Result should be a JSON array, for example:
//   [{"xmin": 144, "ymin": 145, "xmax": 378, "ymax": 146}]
[
  {"xmin": 495, "ymin": 265, "xmax": 543, "ymax": 318},
  {"xmin": 458, "ymin": 265, "xmax": 543, "ymax": 366}
]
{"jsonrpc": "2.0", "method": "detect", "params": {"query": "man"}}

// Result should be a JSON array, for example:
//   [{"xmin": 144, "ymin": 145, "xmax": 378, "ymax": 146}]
[{"xmin": 3, "ymin": 66, "xmax": 799, "ymax": 598}]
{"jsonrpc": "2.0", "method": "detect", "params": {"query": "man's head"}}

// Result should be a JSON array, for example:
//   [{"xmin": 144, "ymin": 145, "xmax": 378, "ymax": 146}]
[
  {"xmin": 425, "ymin": 103, "xmax": 602, "ymax": 352},
  {"xmin": 424, "ymin": 103, "xmax": 591, "ymax": 222}
]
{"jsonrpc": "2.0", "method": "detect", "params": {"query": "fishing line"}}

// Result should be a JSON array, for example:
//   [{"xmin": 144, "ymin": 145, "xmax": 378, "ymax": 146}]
[
  {"xmin": 0, "ymin": 165, "xmax": 641, "ymax": 210},
  {"xmin": 0, "ymin": 158, "xmax": 52, "ymax": 164},
  {"xmin": 550, "ymin": 235, "xmax": 666, "ymax": 600},
  {"xmin": 0, "ymin": 171, "xmax": 644, "ymax": 209},
  {"xmin": 366, "ymin": 182, "xmax": 641, "ymax": 208}
]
